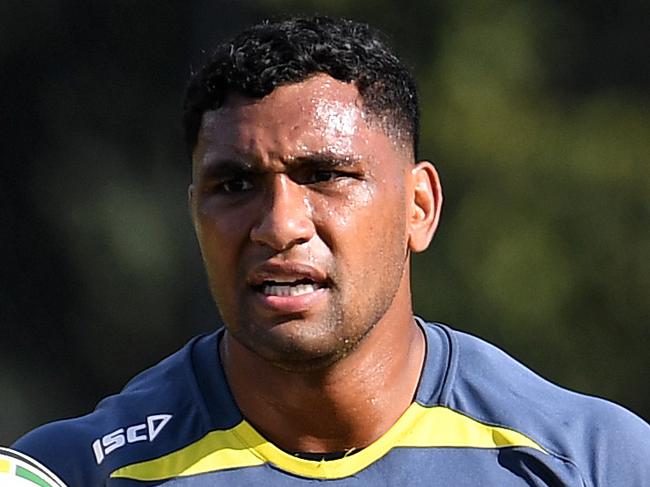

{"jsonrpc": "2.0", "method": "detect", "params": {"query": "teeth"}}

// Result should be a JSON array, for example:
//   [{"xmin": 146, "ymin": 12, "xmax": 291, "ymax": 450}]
[{"xmin": 263, "ymin": 283, "xmax": 319, "ymax": 297}]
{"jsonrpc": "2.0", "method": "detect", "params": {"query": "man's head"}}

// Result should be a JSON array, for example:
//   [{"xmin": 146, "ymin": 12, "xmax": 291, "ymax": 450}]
[
  {"xmin": 183, "ymin": 16, "xmax": 420, "ymax": 161},
  {"xmin": 186, "ymin": 17, "xmax": 441, "ymax": 370}
]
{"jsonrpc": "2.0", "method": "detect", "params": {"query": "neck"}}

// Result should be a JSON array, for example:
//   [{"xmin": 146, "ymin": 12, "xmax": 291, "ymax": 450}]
[{"xmin": 220, "ymin": 298, "xmax": 425, "ymax": 454}]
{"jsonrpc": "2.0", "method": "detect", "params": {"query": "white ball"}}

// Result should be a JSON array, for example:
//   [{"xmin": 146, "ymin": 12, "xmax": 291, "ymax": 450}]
[{"xmin": 0, "ymin": 447, "xmax": 67, "ymax": 487}]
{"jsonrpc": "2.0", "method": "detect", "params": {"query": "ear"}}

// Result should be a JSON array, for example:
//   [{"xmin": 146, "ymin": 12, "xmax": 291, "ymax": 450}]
[
  {"xmin": 188, "ymin": 184, "xmax": 196, "ymax": 225},
  {"xmin": 407, "ymin": 161, "xmax": 443, "ymax": 252}
]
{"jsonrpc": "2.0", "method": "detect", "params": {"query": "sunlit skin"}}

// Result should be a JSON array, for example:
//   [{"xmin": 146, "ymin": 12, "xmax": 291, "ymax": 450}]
[{"xmin": 190, "ymin": 74, "xmax": 442, "ymax": 453}]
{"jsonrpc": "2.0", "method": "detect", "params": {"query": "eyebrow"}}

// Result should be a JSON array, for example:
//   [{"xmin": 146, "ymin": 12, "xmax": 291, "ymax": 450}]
[
  {"xmin": 200, "ymin": 151, "xmax": 364, "ymax": 178},
  {"xmin": 198, "ymin": 158, "xmax": 258, "ymax": 180},
  {"xmin": 286, "ymin": 152, "xmax": 364, "ymax": 169}
]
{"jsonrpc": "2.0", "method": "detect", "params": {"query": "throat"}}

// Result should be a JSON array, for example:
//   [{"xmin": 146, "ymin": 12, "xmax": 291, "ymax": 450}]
[{"xmin": 220, "ymin": 316, "xmax": 426, "ymax": 455}]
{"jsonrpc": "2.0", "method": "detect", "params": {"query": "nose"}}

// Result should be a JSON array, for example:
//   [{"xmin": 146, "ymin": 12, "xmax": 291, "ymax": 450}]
[{"xmin": 250, "ymin": 175, "xmax": 315, "ymax": 251}]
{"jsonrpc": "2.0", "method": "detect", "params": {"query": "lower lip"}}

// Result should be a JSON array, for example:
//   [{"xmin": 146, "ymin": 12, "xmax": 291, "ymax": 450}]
[{"xmin": 252, "ymin": 287, "xmax": 329, "ymax": 314}]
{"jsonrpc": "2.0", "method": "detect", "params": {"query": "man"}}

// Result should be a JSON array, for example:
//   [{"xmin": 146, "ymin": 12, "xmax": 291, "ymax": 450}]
[{"xmin": 12, "ymin": 15, "xmax": 650, "ymax": 486}]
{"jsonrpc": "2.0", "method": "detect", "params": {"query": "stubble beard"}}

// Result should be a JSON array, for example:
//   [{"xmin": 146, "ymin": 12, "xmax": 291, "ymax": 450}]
[{"xmin": 222, "ymin": 243, "xmax": 408, "ymax": 373}]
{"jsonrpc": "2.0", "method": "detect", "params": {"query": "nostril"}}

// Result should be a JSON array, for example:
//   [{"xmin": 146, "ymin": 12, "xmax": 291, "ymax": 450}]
[{"xmin": 249, "ymin": 210, "xmax": 315, "ymax": 250}]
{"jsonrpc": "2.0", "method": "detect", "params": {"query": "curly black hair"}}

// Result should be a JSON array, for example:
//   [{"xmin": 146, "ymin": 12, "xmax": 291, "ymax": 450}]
[{"xmin": 183, "ymin": 16, "xmax": 420, "ymax": 159}]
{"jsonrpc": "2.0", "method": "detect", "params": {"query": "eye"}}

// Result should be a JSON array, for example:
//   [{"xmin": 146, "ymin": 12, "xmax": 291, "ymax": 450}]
[
  {"xmin": 303, "ymin": 171, "xmax": 344, "ymax": 184},
  {"xmin": 218, "ymin": 178, "xmax": 253, "ymax": 193}
]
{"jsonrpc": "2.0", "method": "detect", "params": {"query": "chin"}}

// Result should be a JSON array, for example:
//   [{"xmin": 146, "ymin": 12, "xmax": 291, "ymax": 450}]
[{"xmin": 235, "ymin": 320, "xmax": 362, "ymax": 371}]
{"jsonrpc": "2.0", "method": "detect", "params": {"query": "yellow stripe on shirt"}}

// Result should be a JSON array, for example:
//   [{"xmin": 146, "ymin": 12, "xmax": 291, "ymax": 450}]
[{"xmin": 111, "ymin": 403, "xmax": 546, "ymax": 481}]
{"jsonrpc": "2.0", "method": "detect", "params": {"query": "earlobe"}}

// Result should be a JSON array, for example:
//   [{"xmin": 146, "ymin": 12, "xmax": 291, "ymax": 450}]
[{"xmin": 408, "ymin": 161, "xmax": 443, "ymax": 252}]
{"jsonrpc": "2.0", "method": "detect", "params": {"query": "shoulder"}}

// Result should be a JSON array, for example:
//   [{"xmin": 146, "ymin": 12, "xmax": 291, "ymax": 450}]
[
  {"xmin": 12, "ymin": 332, "xmax": 219, "ymax": 486},
  {"xmin": 431, "ymin": 322, "xmax": 650, "ymax": 485}
]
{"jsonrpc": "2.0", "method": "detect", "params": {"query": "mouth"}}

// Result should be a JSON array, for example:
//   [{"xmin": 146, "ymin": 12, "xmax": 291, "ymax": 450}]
[
  {"xmin": 255, "ymin": 278, "xmax": 326, "ymax": 297},
  {"xmin": 247, "ymin": 262, "xmax": 330, "ymax": 313}
]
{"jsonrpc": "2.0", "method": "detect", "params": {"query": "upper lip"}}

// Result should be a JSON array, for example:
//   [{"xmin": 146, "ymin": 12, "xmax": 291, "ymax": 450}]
[{"xmin": 247, "ymin": 261, "xmax": 329, "ymax": 287}]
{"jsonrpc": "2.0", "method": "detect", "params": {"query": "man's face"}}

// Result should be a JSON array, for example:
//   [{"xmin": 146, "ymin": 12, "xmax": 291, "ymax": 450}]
[{"xmin": 190, "ymin": 75, "xmax": 421, "ymax": 368}]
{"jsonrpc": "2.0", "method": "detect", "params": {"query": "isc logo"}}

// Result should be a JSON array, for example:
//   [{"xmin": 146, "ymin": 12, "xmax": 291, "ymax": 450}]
[{"xmin": 91, "ymin": 414, "xmax": 172, "ymax": 464}]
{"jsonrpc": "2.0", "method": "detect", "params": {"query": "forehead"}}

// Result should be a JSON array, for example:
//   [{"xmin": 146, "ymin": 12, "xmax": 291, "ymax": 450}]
[
  {"xmin": 227, "ymin": 74, "xmax": 363, "ymax": 121},
  {"xmin": 194, "ymin": 75, "xmax": 406, "ymax": 165}
]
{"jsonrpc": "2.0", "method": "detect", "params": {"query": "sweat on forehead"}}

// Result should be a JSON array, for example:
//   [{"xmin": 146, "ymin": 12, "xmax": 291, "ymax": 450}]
[{"xmin": 196, "ymin": 75, "xmax": 414, "ymax": 164}]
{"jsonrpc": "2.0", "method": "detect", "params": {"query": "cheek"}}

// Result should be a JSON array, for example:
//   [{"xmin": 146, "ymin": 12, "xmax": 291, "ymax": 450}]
[
  {"xmin": 312, "ymin": 182, "xmax": 405, "ymax": 261},
  {"xmin": 195, "ymin": 207, "xmax": 250, "ymax": 271},
  {"xmin": 194, "ymin": 213, "xmax": 244, "ymax": 320},
  {"xmin": 313, "ymin": 184, "xmax": 375, "ymax": 233},
  {"xmin": 197, "ymin": 198, "xmax": 254, "ymax": 239}
]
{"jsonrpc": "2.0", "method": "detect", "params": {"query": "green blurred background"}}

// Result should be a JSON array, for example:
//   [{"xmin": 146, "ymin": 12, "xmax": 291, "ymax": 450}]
[{"xmin": 2, "ymin": 0, "xmax": 648, "ymax": 444}]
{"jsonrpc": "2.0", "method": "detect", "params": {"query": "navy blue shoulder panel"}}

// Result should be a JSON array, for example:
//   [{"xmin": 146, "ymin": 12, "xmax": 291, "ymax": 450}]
[
  {"xmin": 425, "ymin": 322, "xmax": 650, "ymax": 486},
  {"xmin": 12, "ymin": 331, "xmax": 230, "ymax": 486}
]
